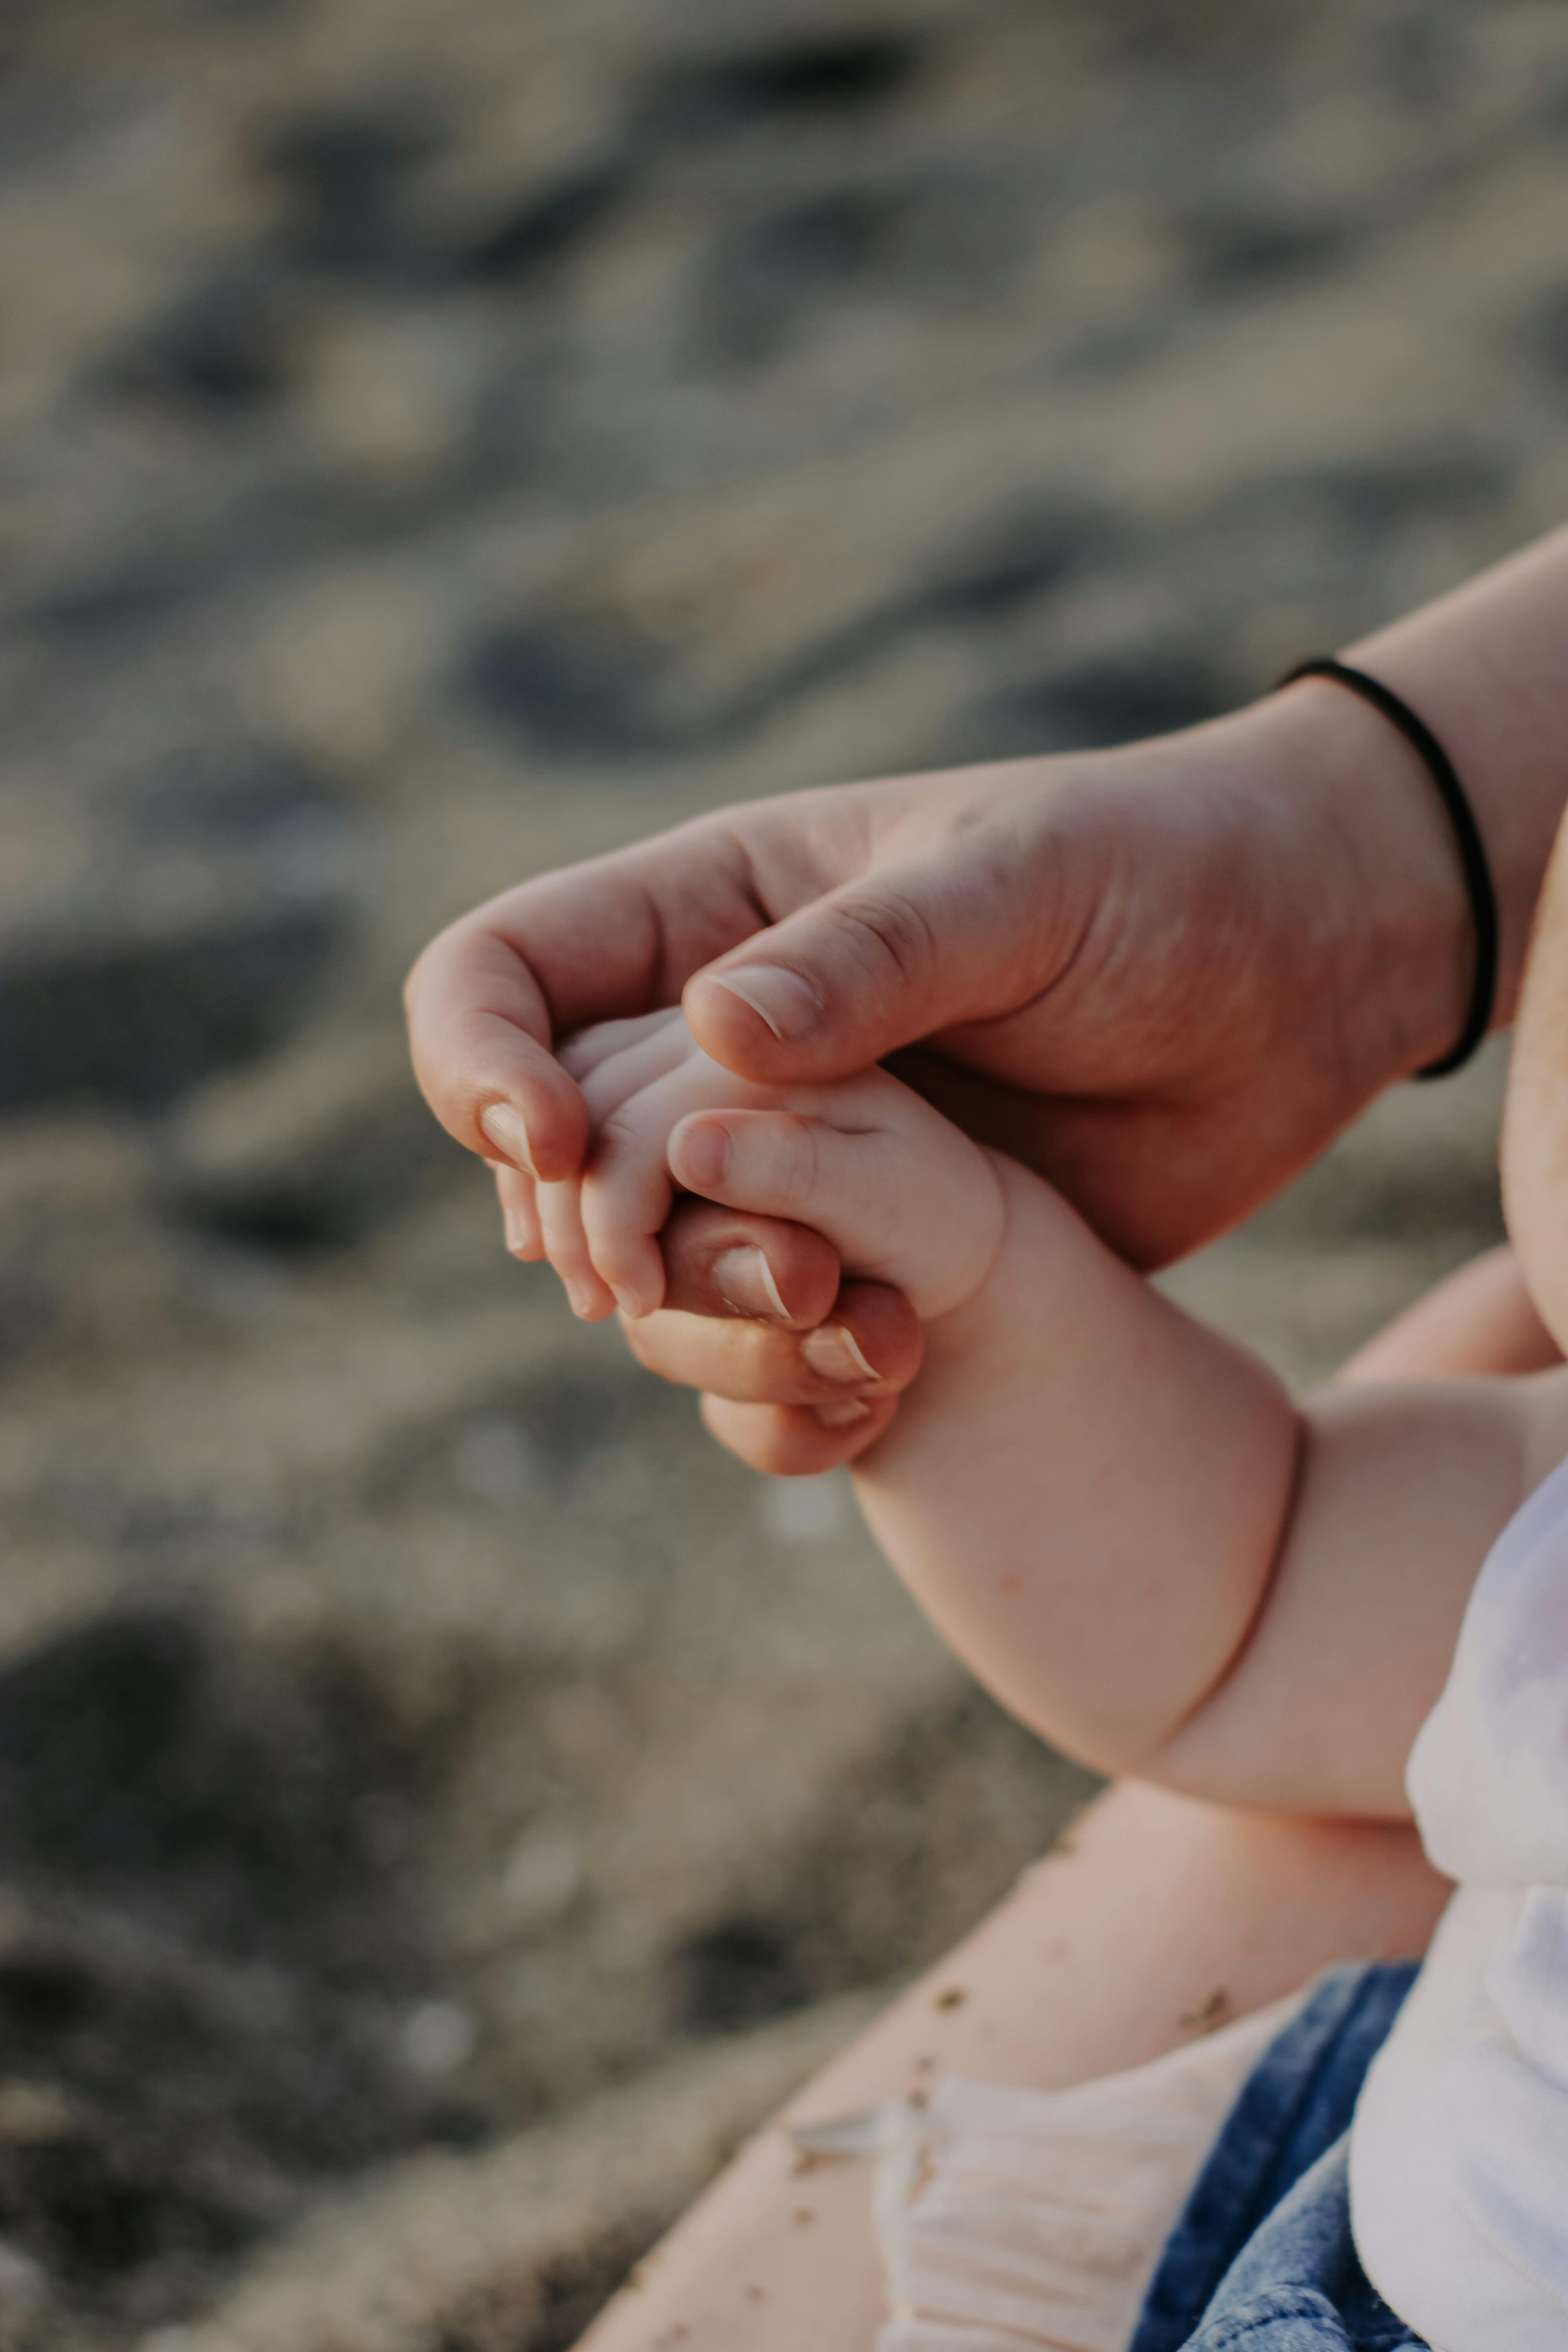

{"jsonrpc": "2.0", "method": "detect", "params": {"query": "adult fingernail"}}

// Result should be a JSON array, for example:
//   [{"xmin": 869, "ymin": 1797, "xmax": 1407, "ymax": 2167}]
[
  {"xmin": 801, "ymin": 1323, "xmax": 880, "ymax": 1386},
  {"xmin": 811, "ymin": 1398, "xmax": 871, "ymax": 1428},
  {"xmin": 713, "ymin": 1247, "xmax": 789, "ymax": 1321},
  {"xmin": 480, "ymin": 1102, "xmax": 537, "ymax": 1178},
  {"xmin": 675, "ymin": 1118, "xmax": 731, "ymax": 1191},
  {"xmin": 708, "ymin": 966, "xmax": 821, "ymax": 1044}
]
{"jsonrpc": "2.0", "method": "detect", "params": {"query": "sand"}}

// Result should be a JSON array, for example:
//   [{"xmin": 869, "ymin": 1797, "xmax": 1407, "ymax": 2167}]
[{"xmin": 0, "ymin": 0, "xmax": 1555, "ymax": 2341}]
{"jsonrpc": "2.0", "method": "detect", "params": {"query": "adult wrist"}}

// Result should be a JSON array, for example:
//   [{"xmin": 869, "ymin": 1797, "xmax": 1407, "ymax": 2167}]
[
  {"xmin": 1279, "ymin": 660, "xmax": 1497, "ymax": 1079},
  {"xmin": 1235, "ymin": 676, "xmax": 1478, "ymax": 1089},
  {"xmin": 1097, "ymin": 682, "xmax": 1474, "ymax": 1104},
  {"xmin": 1347, "ymin": 528, "xmax": 1568, "ymax": 1040}
]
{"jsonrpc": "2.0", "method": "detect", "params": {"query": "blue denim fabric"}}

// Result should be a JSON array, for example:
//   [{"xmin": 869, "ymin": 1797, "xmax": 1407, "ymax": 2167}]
[{"xmin": 1128, "ymin": 1962, "xmax": 1426, "ymax": 2352}]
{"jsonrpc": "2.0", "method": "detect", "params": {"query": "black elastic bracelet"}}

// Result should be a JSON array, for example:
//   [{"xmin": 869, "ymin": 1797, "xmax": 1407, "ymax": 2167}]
[{"xmin": 1278, "ymin": 657, "xmax": 1498, "ymax": 1080}]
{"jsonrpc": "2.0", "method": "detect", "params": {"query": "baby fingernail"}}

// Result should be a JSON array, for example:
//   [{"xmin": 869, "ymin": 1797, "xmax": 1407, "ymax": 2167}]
[
  {"xmin": 612, "ymin": 1285, "xmax": 648, "ymax": 1320},
  {"xmin": 502, "ymin": 1207, "xmax": 531, "ymax": 1255},
  {"xmin": 708, "ymin": 966, "xmax": 821, "ymax": 1044},
  {"xmin": 801, "ymin": 1323, "xmax": 880, "ymax": 1386},
  {"xmin": 480, "ymin": 1102, "xmax": 538, "ymax": 1178},
  {"xmin": 676, "ymin": 1119, "xmax": 731, "ymax": 1190},
  {"xmin": 714, "ymin": 1247, "xmax": 789, "ymax": 1321},
  {"xmin": 812, "ymin": 1398, "xmax": 871, "ymax": 1428}
]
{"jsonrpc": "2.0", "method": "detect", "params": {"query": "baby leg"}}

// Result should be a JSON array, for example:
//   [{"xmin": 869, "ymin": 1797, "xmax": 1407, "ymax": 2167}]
[{"xmin": 577, "ymin": 1787, "xmax": 1443, "ymax": 2352}]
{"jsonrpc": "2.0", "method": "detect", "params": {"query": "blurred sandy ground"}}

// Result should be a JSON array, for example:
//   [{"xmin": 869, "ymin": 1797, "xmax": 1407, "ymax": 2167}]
[{"xmin": 0, "ymin": 0, "xmax": 1561, "ymax": 2342}]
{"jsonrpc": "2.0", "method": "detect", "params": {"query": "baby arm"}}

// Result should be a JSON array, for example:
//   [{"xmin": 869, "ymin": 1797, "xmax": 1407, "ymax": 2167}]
[
  {"xmin": 869, "ymin": 1247, "xmax": 1546, "ymax": 1811},
  {"xmin": 529, "ymin": 1013, "xmax": 1568, "ymax": 1816}
]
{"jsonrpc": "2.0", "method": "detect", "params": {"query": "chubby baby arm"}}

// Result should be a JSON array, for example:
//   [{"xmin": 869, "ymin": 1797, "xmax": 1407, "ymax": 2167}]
[
  {"xmin": 662, "ymin": 1101, "xmax": 1563, "ymax": 1815},
  {"xmin": 526, "ymin": 1012, "xmax": 1556, "ymax": 1816},
  {"xmin": 531, "ymin": 1014, "xmax": 1316, "ymax": 1782},
  {"xmin": 852, "ymin": 1157, "xmax": 1305, "ymax": 1781},
  {"xmin": 873, "ymin": 1217, "xmax": 1564, "ymax": 1815}
]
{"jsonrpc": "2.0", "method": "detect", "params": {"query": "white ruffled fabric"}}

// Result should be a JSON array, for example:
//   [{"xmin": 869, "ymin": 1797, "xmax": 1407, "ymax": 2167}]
[{"xmin": 793, "ymin": 1995, "xmax": 1300, "ymax": 2352}]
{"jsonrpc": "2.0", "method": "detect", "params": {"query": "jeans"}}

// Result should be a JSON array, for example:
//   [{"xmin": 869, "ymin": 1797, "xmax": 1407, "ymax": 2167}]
[{"xmin": 1129, "ymin": 1963, "xmax": 1428, "ymax": 2351}]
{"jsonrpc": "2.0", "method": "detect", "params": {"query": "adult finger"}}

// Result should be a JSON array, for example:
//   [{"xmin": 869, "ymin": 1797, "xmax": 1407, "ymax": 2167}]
[
  {"xmin": 537, "ymin": 1177, "xmax": 617, "ymax": 1320},
  {"xmin": 406, "ymin": 917, "xmax": 588, "ymax": 1181},
  {"xmin": 658, "ymin": 1199, "xmax": 843, "ymax": 1326},
  {"xmin": 621, "ymin": 1279, "xmax": 924, "ymax": 1404},
  {"xmin": 406, "ymin": 824, "xmax": 799, "ymax": 1180},
  {"xmin": 680, "ymin": 823, "xmax": 1047, "ymax": 1088},
  {"xmin": 699, "ymin": 1393, "xmax": 901, "ymax": 1475},
  {"xmin": 407, "ymin": 781, "xmax": 1031, "ymax": 1178}
]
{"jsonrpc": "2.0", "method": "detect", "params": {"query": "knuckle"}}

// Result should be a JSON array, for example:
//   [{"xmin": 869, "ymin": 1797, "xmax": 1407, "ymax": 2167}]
[{"xmin": 834, "ymin": 887, "xmax": 940, "ymax": 990}]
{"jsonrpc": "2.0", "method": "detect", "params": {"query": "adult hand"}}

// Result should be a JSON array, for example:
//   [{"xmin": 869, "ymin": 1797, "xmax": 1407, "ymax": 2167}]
[
  {"xmin": 622, "ymin": 1197, "xmax": 926, "ymax": 1475},
  {"xmin": 410, "ymin": 685, "xmax": 1470, "ymax": 1270},
  {"xmin": 408, "ymin": 526, "xmax": 1568, "ymax": 1470}
]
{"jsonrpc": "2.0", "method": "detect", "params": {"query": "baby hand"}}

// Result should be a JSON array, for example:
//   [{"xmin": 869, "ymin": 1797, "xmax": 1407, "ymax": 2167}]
[{"xmin": 506, "ymin": 1009, "xmax": 1005, "ymax": 1330}]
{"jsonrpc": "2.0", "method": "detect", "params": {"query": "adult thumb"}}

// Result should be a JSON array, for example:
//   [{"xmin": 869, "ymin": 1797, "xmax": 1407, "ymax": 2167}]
[{"xmin": 682, "ymin": 843, "xmax": 1045, "ymax": 1084}]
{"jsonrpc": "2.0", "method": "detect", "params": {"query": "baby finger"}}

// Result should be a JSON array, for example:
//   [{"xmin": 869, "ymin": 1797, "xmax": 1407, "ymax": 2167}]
[
  {"xmin": 699, "ymin": 1393, "xmax": 900, "ymax": 1476},
  {"xmin": 578, "ymin": 1016, "xmax": 699, "ymax": 1131},
  {"xmin": 495, "ymin": 1161, "xmax": 543, "ymax": 1259},
  {"xmin": 558, "ymin": 1008, "xmax": 684, "ymax": 1082},
  {"xmin": 668, "ymin": 1103, "xmax": 1002, "ymax": 1321},
  {"xmin": 537, "ymin": 1176, "xmax": 618, "ymax": 1319}
]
